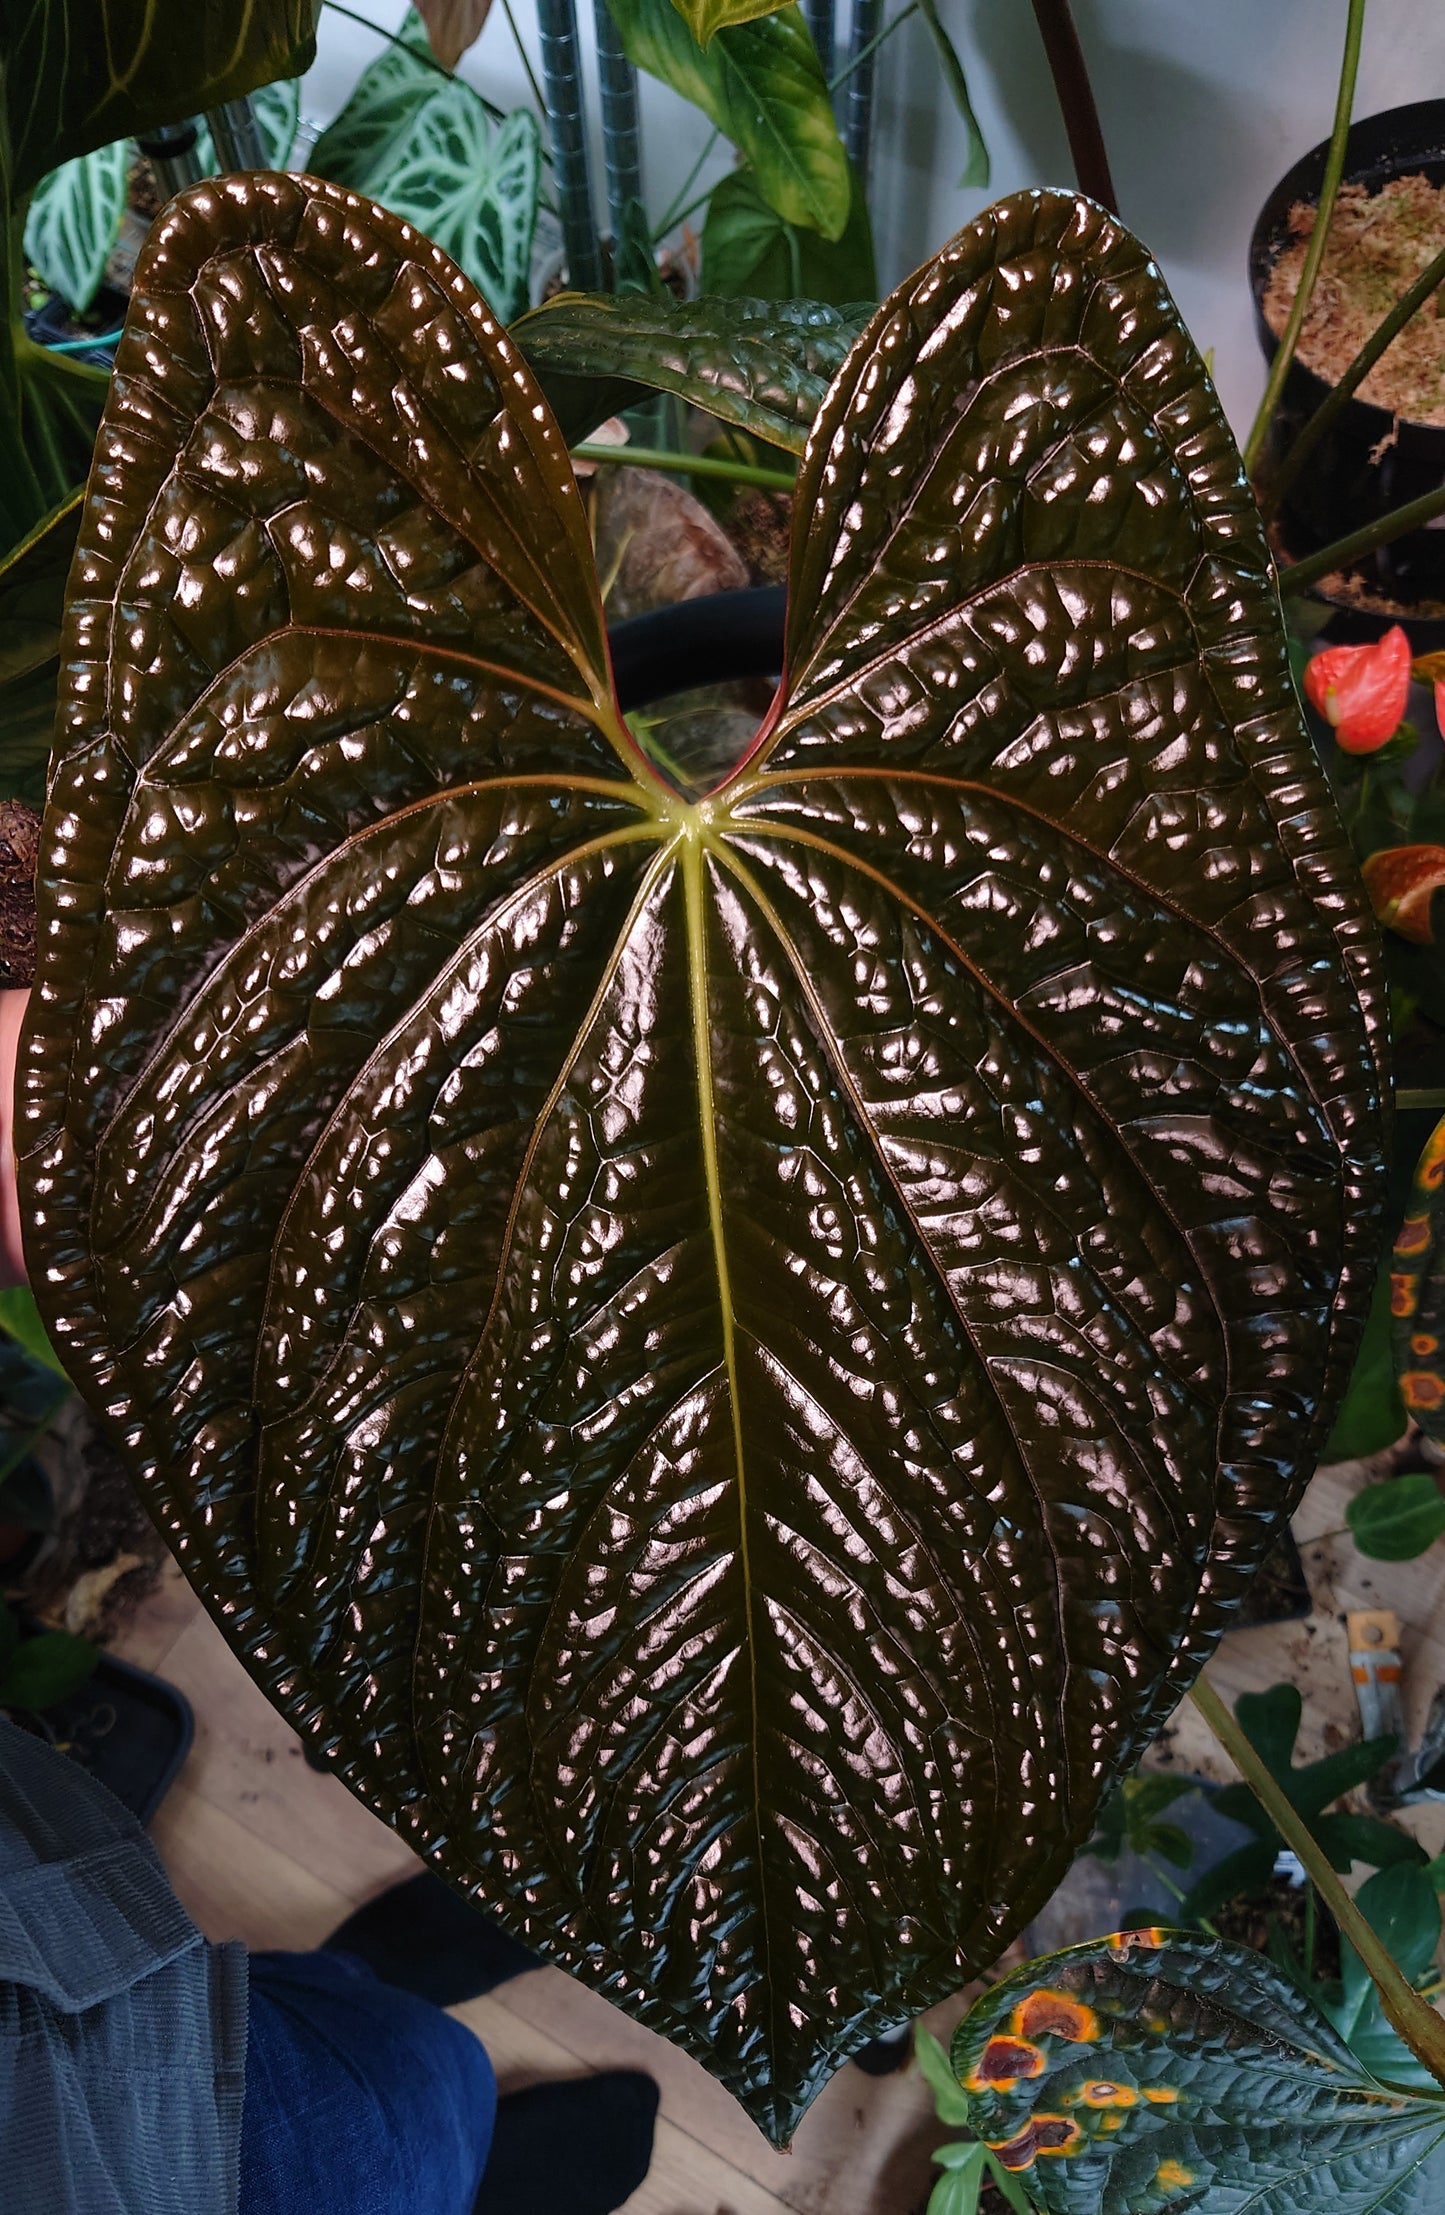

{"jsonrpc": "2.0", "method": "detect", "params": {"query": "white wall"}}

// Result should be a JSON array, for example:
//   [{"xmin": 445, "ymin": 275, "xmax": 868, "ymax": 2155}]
[{"xmin": 302, "ymin": 0, "xmax": 1445, "ymax": 438}]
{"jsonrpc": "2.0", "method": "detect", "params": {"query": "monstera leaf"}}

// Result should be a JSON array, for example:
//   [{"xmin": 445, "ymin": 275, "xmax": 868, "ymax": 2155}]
[
  {"xmin": 512, "ymin": 288, "xmax": 867, "ymax": 448},
  {"xmin": 950, "ymin": 1931, "xmax": 1445, "ymax": 2211},
  {"xmin": 1393, "ymin": 1112, "xmax": 1445, "ymax": 1438},
  {"xmin": 20, "ymin": 178, "xmax": 1386, "ymax": 2140}
]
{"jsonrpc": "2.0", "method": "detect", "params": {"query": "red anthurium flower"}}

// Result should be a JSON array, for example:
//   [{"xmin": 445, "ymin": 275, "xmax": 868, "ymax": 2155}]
[
  {"xmin": 1304, "ymin": 625, "xmax": 1411, "ymax": 753},
  {"xmin": 1361, "ymin": 844, "xmax": 1445, "ymax": 945},
  {"xmin": 1435, "ymin": 676, "xmax": 1445, "ymax": 741}
]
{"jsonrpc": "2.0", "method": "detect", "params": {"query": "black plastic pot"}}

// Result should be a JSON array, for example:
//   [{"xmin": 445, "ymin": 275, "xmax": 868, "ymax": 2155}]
[
  {"xmin": 1249, "ymin": 100, "xmax": 1445, "ymax": 642},
  {"xmin": 10, "ymin": 1646, "xmax": 194, "ymax": 1825},
  {"xmin": 608, "ymin": 584, "xmax": 786, "ymax": 714}
]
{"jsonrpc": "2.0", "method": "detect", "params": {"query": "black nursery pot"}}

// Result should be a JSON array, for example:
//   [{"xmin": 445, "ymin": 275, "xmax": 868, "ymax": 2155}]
[{"xmin": 1250, "ymin": 99, "xmax": 1445, "ymax": 639}]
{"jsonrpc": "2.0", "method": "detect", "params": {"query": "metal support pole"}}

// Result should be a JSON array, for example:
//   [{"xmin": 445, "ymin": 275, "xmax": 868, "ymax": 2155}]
[
  {"xmin": 205, "ymin": 96, "xmax": 268, "ymax": 173},
  {"xmin": 594, "ymin": 0, "xmax": 643, "ymax": 257},
  {"xmin": 536, "ymin": 0, "xmax": 605, "ymax": 292},
  {"xmin": 133, "ymin": 121, "xmax": 207, "ymax": 199}
]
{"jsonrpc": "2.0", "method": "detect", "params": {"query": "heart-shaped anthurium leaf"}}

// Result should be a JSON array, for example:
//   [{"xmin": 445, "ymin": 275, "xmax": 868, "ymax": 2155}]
[
  {"xmin": 950, "ymin": 1931, "xmax": 1445, "ymax": 2212},
  {"xmin": 21, "ymin": 177, "xmax": 1386, "ymax": 2141}
]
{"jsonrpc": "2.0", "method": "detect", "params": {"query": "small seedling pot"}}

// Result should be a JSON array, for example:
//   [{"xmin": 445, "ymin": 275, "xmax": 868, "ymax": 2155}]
[{"xmin": 1250, "ymin": 100, "xmax": 1445, "ymax": 647}]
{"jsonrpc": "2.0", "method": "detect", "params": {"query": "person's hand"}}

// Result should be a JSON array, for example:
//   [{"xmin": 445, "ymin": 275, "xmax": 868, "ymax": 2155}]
[{"xmin": 0, "ymin": 990, "xmax": 28, "ymax": 1287}]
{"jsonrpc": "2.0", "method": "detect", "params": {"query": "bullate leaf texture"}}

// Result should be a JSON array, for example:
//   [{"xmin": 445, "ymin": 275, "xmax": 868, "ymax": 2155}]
[
  {"xmin": 951, "ymin": 1932, "xmax": 1445, "ymax": 2213},
  {"xmin": 20, "ymin": 175, "xmax": 1387, "ymax": 2141}
]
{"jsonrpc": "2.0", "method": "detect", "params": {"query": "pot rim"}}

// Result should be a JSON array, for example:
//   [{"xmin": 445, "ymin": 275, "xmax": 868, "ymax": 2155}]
[{"xmin": 1248, "ymin": 96, "xmax": 1445, "ymax": 457}]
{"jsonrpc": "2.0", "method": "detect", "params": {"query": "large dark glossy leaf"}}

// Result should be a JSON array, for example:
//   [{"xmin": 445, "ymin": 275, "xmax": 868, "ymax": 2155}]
[
  {"xmin": 20, "ymin": 178, "xmax": 1386, "ymax": 2141},
  {"xmin": 950, "ymin": 1931, "xmax": 1445, "ymax": 2212},
  {"xmin": 0, "ymin": 0, "xmax": 320, "ymax": 194},
  {"xmin": 1393, "ymin": 1112, "xmax": 1445, "ymax": 1439},
  {"xmin": 512, "ymin": 288, "xmax": 867, "ymax": 450}
]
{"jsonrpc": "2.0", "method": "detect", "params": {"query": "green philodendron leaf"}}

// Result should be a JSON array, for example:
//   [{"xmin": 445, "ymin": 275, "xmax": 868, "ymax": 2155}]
[
  {"xmin": 951, "ymin": 1932, "xmax": 1445, "ymax": 2212},
  {"xmin": 1326, "ymin": 1240, "xmax": 1410, "ymax": 1459},
  {"xmin": 0, "ymin": 491, "xmax": 81, "ymax": 804},
  {"xmin": 669, "ymin": 0, "xmax": 793, "ymax": 41},
  {"xmin": 0, "ymin": 0, "xmax": 320, "ymax": 195},
  {"xmin": 21, "ymin": 179, "xmax": 1387, "ymax": 2141},
  {"xmin": 700, "ymin": 161, "xmax": 876, "ymax": 302},
  {"xmin": 1393, "ymin": 1112, "xmax": 1445, "ymax": 1442},
  {"xmin": 308, "ymin": 10, "xmax": 539, "ymax": 318},
  {"xmin": 1349, "ymin": 1471, "xmax": 1445, "ymax": 1561},
  {"xmin": 607, "ymin": 0, "xmax": 849, "ymax": 238},
  {"xmin": 918, "ymin": 2025, "xmax": 976, "ymax": 2127},
  {"xmin": 0, "ymin": 1286, "xmax": 69, "ymax": 1382},
  {"xmin": 23, "ymin": 137, "xmax": 129, "ymax": 313},
  {"xmin": 512, "ymin": 288, "xmax": 867, "ymax": 450}
]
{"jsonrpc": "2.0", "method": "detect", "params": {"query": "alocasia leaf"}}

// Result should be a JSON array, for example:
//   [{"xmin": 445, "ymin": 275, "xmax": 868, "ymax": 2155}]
[
  {"xmin": 606, "ymin": 0, "xmax": 850, "ymax": 238},
  {"xmin": 308, "ymin": 11, "xmax": 539, "ymax": 318},
  {"xmin": 950, "ymin": 1932, "xmax": 1445, "ymax": 2212},
  {"xmin": 20, "ymin": 179, "xmax": 1387, "ymax": 2140},
  {"xmin": 1393, "ymin": 1112, "xmax": 1445, "ymax": 1439},
  {"xmin": 513, "ymin": 287, "xmax": 867, "ymax": 449},
  {"xmin": 23, "ymin": 137, "xmax": 130, "ymax": 312},
  {"xmin": 700, "ymin": 161, "xmax": 876, "ymax": 304}
]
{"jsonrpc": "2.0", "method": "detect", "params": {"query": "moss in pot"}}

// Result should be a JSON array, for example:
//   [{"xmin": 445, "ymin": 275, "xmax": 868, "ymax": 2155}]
[{"xmin": 1250, "ymin": 99, "xmax": 1445, "ymax": 641}]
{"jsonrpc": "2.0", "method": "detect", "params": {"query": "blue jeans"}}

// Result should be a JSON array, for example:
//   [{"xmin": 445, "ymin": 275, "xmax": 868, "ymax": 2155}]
[{"xmin": 240, "ymin": 1951, "xmax": 496, "ymax": 2215}]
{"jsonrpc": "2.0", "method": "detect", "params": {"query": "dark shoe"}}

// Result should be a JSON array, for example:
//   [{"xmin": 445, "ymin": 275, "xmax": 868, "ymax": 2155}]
[
  {"xmin": 323, "ymin": 1871, "xmax": 540, "ymax": 2006},
  {"xmin": 473, "ymin": 2070, "xmax": 660, "ymax": 2215}
]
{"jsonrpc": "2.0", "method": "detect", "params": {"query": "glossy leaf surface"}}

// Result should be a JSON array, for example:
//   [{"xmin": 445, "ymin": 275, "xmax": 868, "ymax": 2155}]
[
  {"xmin": 0, "ymin": 0, "xmax": 320, "ymax": 193},
  {"xmin": 23, "ymin": 137, "xmax": 129, "ymax": 313},
  {"xmin": 513, "ymin": 288, "xmax": 867, "ymax": 450},
  {"xmin": 22, "ymin": 179, "xmax": 1386, "ymax": 2139},
  {"xmin": 308, "ymin": 10, "xmax": 539, "ymax": 317},
  {"xmin": 606, "ymin": 0, "xmax": 849, "ymax": 238},
  {"xmin": 1393, "ymin": 1113, "xmax": 1445, "ymax": 1439},
  {"xmin": 950, "ymin": 1932, "xmax": 1445, "ymax": 2212}
]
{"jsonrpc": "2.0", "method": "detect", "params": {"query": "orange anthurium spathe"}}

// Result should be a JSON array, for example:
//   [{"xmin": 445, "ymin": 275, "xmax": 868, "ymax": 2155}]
[{"xmin": 1304, "ymin": 625, "xmax": 1412, "ymax": 753}]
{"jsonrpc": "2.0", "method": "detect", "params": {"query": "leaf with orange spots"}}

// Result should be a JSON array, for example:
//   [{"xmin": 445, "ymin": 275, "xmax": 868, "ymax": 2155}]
[
  {"xmin": 947, "ymin": 1931, "xmax": 1445, "ymax": 2211},
  {"xmin": 1393, "ymin": 1114, "xmax": 1445, "ymax": 1449}
]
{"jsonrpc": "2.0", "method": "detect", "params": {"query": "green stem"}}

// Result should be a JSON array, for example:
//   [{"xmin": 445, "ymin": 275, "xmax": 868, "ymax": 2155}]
[
  {"xmin": 827, "ymin": 1, "xmax": 919, "ymax": 94},
  {"xmin": 574, "ymin": 441, "xmax": 796, "ymax": 490},
  {"xmin": 320, "ymin": 0, "xmax": 518, "ymax": 129},
  {"xmin": 655, "ymin": 185, "xmax": 716, "ymax": 241},
  {"xmin": 1398, "ymin": 1089, "xmax": 1445, "ymax": 1114},
  {"xmin": 1243, "ymin": 0, "xmax": 1366, "ymax": 479},
  {"xmin": 652, "ymin": 128, "xmax": 720, "ymax": 242},
  {"xmin": 1143, "ymin": 1854, "xmax": 1220, "ymax": 1939},
  {"xmin": 1265, "ymin": 237, "xmax": 1445, "ymax": 517},
  {"xmin": 498, "ymin": 0, "xmax": 551, "ymax": 125},
  {"xmin": 1191, "ymin": 1674, "xmax": 1445, "ymax": 2088},
  {"xmin": 1278, "ymin": 476, "xmax": 1445, "ymax": 597}
]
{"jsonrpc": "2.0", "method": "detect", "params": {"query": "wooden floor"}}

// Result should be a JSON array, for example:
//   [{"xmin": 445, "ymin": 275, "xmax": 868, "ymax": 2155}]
[{"xmin": 105, "ymin": 1447, "xmax": 1445, "ymax": 2214}]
